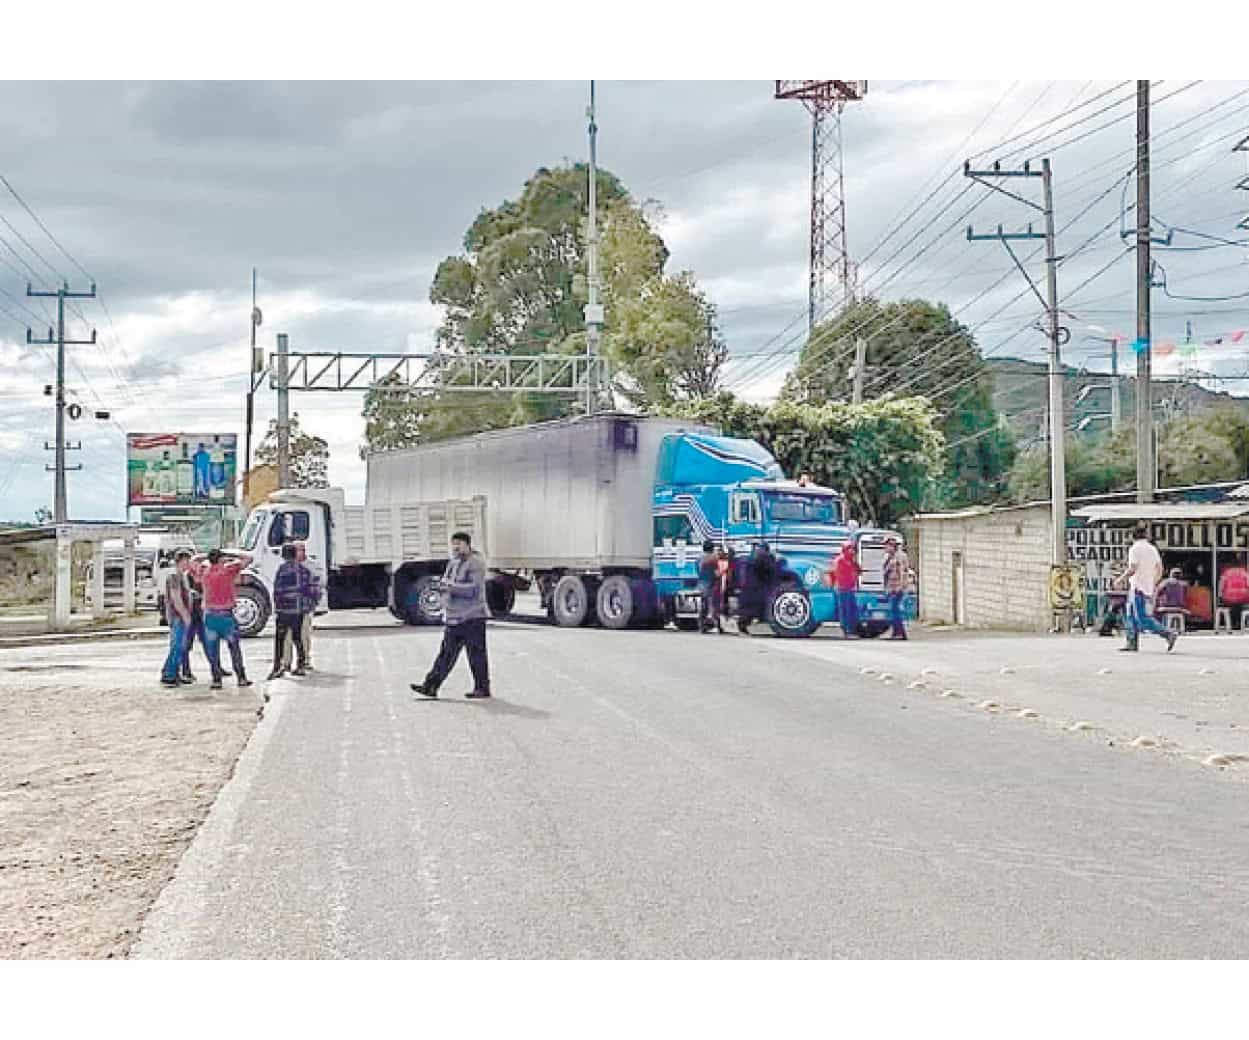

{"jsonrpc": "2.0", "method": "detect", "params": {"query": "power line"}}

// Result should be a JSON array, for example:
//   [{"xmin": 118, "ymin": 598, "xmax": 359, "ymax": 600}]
[{"xmin": 0, "ymin": 175, "xmax": 94, "ymax": 283}]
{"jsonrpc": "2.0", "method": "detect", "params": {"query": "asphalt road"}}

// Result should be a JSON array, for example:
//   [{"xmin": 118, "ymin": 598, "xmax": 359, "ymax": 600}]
[{"xmin": 129, "ymin": 611, "xmax": 1249, "ymax": 958}]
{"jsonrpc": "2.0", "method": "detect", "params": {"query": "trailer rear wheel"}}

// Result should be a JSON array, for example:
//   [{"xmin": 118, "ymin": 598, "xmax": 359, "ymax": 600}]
[
  {"xmin": 552, "ymin": 575, "xmax": 592, "ymax": 627},
  {"xmin": 596, "ymin": 575, "xmax": 635, "ymax": 630}
]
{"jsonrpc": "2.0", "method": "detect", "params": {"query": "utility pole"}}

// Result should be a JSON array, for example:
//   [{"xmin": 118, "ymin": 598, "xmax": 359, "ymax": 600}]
[
  {"xmin": 27, "ymin": 281, "xmax": 97, "ymax": 523},
  {"xmin": 243, "ymin": 268, "xmax": 264, "ymax": 502},
  {"xmin": 1136, "ymin": 80, "xmax": 1154, "ymax": 503},
  {"xmin": 1110, "ymin": 338, "xmax": 1121, "ymax": 433},
  {"xmin": 965, "ymin": 158, "xmax": 1068, "ymax": 567},
  {"xmin": 851, "ymin": 336, "xmax": 866, "ymax": 404},
  {"xmin": 276, "ymin": 332, "xmax": 291, "ymax": 488},
  {"xmin": 584, "ymin": 80, "xmax": 604, "ymax": 415}
]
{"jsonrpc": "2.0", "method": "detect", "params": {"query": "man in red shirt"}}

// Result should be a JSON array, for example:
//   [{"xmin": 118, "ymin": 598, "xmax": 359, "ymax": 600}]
[
  {"xmin": 830, "ymin": 542, "xmax": 863, "ymax": 638},
  {"xmin": 1218, "ymin": 557, "xmax": 1249, "ymax": 628},
  {"xmin": 191, "ymin": 548, "xmax": 254, "ymax": 690}
]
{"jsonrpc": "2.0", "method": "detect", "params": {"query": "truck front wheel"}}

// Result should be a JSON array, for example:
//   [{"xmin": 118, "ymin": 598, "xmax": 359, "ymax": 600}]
[
  {"xmin": 234, "ymin": 586, "xmax": 271, "ymax": 638},
  {"xmin": 406, "ymin": 575, "xmax": 444, "ymax": 625},
  {"xmin": 596, "ymin": 575, "xmax": 635, "ymax": 630},
  {"xmin": 768, "ymin": 585, "xmax": 819, "ymax": 639}
]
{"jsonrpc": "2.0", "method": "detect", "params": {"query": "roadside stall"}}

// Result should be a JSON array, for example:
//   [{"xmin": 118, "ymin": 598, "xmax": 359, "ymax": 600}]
[{"xmin": 1067, "ymin": 503, "xmax": 1249, "ymax": 633}]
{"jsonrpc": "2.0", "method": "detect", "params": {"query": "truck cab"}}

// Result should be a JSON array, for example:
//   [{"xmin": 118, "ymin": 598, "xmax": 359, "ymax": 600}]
[
  {"xmin": 235, "ymin": 491, "xmax": 333, "ymax": 635},
  {"xmin": 651, "ymin": 431, "xmax": 914, "ymax": 637}
]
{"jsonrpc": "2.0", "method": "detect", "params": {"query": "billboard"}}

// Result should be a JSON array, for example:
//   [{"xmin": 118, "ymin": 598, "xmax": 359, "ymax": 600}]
[{"xmin": 127, "ymin": 433, "xmax": 237, "ymax": 507}]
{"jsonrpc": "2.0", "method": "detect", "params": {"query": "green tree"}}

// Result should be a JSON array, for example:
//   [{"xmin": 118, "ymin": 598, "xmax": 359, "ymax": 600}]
[
  {"xmin": 256, "ymin": 413, "xmax": 330, "ymax": 488},
  {"xmin": 362, "ymin": 164, "xmax": 719, "ymax": 453},
  {"xmin": 1006, "ymin": 412, "xmax": 1249, "ymax": 503},
  {"xmin": 666, "ymin": 392, "xmax": 945, "ymax": 527},
  {"xmin": 783, "ymin": 297, "xmax": 1014, "ymax": 508}
]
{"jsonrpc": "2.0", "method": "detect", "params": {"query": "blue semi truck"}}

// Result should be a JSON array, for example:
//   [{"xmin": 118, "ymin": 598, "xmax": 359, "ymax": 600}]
[{"xmin": 336, "ymin": 413, "xmax": 916, "ymax": 639}]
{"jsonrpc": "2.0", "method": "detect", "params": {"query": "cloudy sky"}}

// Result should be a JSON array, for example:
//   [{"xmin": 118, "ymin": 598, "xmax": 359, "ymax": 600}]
[{"xmin": 1, "ymin": 79, "xmax": 1247, "ymax": 522}]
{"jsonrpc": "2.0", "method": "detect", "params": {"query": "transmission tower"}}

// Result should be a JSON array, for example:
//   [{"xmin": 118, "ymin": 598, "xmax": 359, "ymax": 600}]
[{"xmin": 775, "ymin": 80, "xmax": 867, "ymax": 335}]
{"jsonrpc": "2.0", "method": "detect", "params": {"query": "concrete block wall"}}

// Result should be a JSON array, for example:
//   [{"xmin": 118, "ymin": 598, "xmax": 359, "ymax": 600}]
[{"xmin": 914, "ymin": 504, "xmax": 1054, "ymax": 631}]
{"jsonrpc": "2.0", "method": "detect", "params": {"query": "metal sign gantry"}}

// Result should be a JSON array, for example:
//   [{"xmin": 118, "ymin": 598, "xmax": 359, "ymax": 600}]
[{"xmin": 270, "ymin": 350, "xmax": 611, "ymax": 394}]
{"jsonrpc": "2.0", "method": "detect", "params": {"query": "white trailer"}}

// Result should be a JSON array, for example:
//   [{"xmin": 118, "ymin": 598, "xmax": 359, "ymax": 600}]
[{"xmin": 365, "ymin": 413, "xmax": 709, "ymax": 626}]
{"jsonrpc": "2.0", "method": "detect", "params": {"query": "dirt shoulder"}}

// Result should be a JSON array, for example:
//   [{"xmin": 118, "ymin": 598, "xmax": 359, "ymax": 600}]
[{"xmin": 0, "ymin": 655, "xmax": 259, "ymax": 958}]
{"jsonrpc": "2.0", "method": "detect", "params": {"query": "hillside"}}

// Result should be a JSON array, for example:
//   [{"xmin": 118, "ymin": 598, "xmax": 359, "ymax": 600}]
[{"xmin": 985, "ymin": 357, "xmax": 1249, "ymax": 445}]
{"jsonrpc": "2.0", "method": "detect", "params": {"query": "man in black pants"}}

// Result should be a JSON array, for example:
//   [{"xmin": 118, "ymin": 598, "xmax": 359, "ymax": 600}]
[{"xmin": 411, "ymin": 531, "xmax": 491, "ymax": 699}]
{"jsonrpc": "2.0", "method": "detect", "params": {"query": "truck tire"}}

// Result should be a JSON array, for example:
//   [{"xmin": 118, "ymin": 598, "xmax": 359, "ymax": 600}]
[
  {"xmin": 596, "ymin": 575, "xmax": 635, "ymax": 630},
  {"xmin": 234, "ymin": 586, "xmax": 271, "ymax": 638},
  {"xmin": 406, "ymin": 575, "xmax": 444, "ymax": 625},
  {"xmin": 487, "ymin": 579, "xmax": 515, "ymax": 619},
  {"xmin": 768, "ymin": 585, "xmax": 819, "ymax": 639},
  {"xmin": 857, "ymin": 620, "xmax": 890, "ymax": 639},
  {"xmin": 551, "ymin": 575, "xmax": 592, "ymax": 627}
]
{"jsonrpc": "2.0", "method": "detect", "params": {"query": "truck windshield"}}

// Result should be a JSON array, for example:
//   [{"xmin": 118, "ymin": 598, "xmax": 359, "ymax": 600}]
[
  {"xmin": 765, "ymin": 493, "xmax": 842, "ymax": 524},
  {"xmin": 240, "ymin": 510, "xmax": 266, "ymax": 552}
]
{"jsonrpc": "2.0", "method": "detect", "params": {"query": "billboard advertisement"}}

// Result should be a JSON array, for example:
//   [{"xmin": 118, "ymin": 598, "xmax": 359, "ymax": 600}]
[{"xmin": 127, "ymin": 433, "xmax": 237, "ymax": 506}]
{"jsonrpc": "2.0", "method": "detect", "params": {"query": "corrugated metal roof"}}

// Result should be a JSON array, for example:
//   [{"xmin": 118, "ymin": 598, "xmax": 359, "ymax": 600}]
[{"xmin": 1072, "ymin": 503, "xmax": 1249, "ymax": 521}]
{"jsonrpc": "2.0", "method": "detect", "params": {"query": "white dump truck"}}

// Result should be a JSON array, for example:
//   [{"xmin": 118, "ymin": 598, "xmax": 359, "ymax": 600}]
[{"xmin": 230, "ymin": 486, "xmax": 485, "ymax": 636}]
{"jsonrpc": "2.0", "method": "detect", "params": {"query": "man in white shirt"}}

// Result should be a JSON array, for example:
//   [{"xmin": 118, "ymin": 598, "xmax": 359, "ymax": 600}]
[{"xmin": 1121, "ymin": 522, "xmax": 1178, "ymax": 652}]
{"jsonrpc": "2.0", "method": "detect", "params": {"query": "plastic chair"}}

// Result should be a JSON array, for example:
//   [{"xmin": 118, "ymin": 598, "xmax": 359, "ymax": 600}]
[
  {"xmin": 1215, "ymin": 606, "xmax": 1233, "ymax": 633},
  {"xmin": 1161, "ymin": 609, "xmax": 1187, "ymax": 634}
]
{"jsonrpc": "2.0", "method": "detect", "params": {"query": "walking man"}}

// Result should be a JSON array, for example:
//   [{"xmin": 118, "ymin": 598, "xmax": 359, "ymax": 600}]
[
  {"xmin": 1122, "ymin": 522, "xmax": 1178, "ymax": 653},
  {"xmin": 161, "ymin": 548, "xmax": 195, "ymax": 688},
  {"xmin": 830, "ymin": 541, "xmax": 863, "ymax": 638},
  {"xmin": 279, "ymin": 541, "xmax": 320, "ymax": 673},
  {"xmin": 192, "ymin": 548, "xmax": 255, "ymax": 689},
  {"xmin": 882, "ymin": 536, "xmax": 911, "ymax": 640},
  {"xmin": 268, "ymin": 543, "xmax": 311, "ymax": 680},
  {"xmin": 411, "ymin": 531, "xmax": 491, "ymax": 699}
]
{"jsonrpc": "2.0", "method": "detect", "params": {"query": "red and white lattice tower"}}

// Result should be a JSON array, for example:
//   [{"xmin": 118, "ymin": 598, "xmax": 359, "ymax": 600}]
[{"xmin": 775, "ymin": 80, "xmax": 867, "ymax": 335}]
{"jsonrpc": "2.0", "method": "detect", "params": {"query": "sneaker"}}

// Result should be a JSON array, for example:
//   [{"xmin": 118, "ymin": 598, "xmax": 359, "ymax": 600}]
[
  {"xmin": 1118, "ymin": 644, "xmax": 1138, "ymax": 652},
  {"xmin": 221, "ymin": 670, "xmax": 233, "ymax": 678},
  {"xmin": 160, "ymin": 678, "xmax": 179, "ymax": 688},
  {"xmin": 292, "ymin": 667, "xmax": 308, "ymax": 677},
  {"xmin": 465, "ymin": 689, "xmax": 492, "ymax": 699},
  {"xmin": 266, "ymin": 670, "xmax": 283, "ymax": 681},
  {"xmin": 182, "ymin": 672, "xmax": 196, "ymax": 683},
  {"xmin": 410, "ymin": 683, "xmax": 437, "ymax": 699},
  {"xmin": 1167, "ymin": 631, "xmax": 1179, "ymax": 653},
  {"xmin": 237, "ymin": 677, "xmax": 254, "ymax": 688},
  {"xmin": 210, "ymin": 679, "xmax": 223, "ymax": 691},
  {"xmin": 177, "ymin": 676, "xmax": 194, "ymax": 686}
]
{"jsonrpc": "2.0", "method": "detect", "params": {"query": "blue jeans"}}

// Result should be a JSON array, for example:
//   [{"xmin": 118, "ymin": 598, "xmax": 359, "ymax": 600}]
[
  {"xmin": 1125, "ymin": 590, "xmax": 1170, "ymax": 644},
  {"xmin": 162, "ymin": 619, "xmax": 187, "ymax": 682},
  {"xmin": 204, "ymin": 609, "xmax": 246, "ymax": 681},
  {"xmin": 836, "ymin": 590, "xmax": 859, "ymax": 635},
  {"xmin": 888, "ymin": 591, "xmax": 907, "ymax": 638},
  {"xmin": 181, "ymin": 611, "xmax": 207, "ymax": 676}
]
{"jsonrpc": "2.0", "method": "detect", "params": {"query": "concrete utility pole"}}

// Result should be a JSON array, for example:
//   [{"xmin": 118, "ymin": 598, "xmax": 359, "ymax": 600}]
[
  {"xmin": 27, "ymin": 281, "xmax": 97, "ymax": 523},
  {"xmin": 244, "ymin": 268, "xmax": 263, "ymax": 502},
  {"xmin": 964, "ymin": 157, "xmax": 1067, "ymax": 567},
  {"xmin": 1041, "ymin": 158, "xmax": 1067, "ymax": 569},
  {"xmin": 851, "ymin": 336, "xmax": 867, "ymax": 404},
  {"xmin": 1110, "ymin": 338, "xmax": 1121, "ymax": 433},
  {"xmin": 1136, "ymin": 80, "xmax": 1155, "ymax": 503},
  {"xmin": 276, "ymin": 332, "xmax": 291, "ymax": 488},
  {"xmin": 584, "ymin": 80, "xmax": 604, "ymax": 415}
]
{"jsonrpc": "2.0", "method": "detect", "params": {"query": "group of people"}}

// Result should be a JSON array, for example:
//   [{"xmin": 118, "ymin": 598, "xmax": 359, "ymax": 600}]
[
  {"xmin": 696, "ymin": 540, "xmax": 778, "ymax": 635},
  {"xmin": 692, "ymin": 535, "xmax": 913, "ymax": 640},
  {"xmin": 1100, "ymin": 525, "xmax": 1249, "ymax": 646},
  {"xmin": 160, "ymin": 540, "xmax": 321, "ymax": 689}
]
